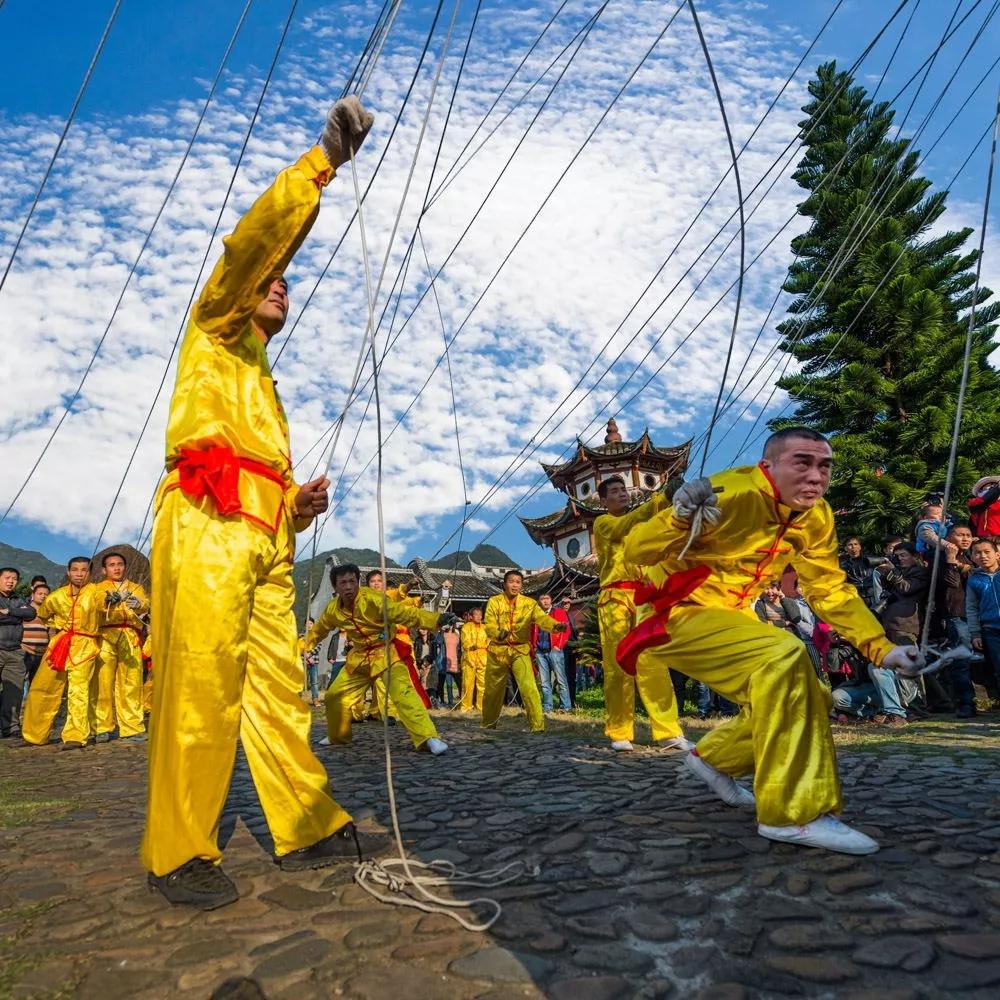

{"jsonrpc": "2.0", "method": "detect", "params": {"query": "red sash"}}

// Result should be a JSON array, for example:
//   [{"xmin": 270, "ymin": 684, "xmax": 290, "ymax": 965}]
[
  {"xmin": 601, "ymin": 581, "xmax": 641, "ymax": 591},
  {"xmin": 48, "ymin": 629, "xmax": 98, "ymax": 672},
  {"xmin": 393, "ymin": 637, "xmax": 432, "ymax": 708},
  {"xmin": 615, "ymin": 566, "xmax": 712, "ymax": 676}
]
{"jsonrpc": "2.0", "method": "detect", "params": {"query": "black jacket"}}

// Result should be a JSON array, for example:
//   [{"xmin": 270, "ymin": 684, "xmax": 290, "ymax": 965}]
[
  {"xmin": 0, "ymin": 593, "xmax": 35, "ymax": 651},
  {"xmin": 879, "ymin": 564, "xmax": 929, "ymax": 642}
]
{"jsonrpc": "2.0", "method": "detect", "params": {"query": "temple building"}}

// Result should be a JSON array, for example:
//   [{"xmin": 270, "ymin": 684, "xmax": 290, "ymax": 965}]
[{"xmin": 519, "ymin": 419, "xmax": 691, "ymax": 564}]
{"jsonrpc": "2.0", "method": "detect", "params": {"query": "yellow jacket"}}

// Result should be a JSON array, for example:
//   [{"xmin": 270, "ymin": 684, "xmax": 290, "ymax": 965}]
[
  {"xmin": 594, "ymin": 493, "xmax": 666, "ymax": 608},
  {"xmin": 305, "ymin": 586, "xmax": 440, "ymax": 677},
  {"xmin": 623, "ymin": 463, "xmax": 895, "ymax": 665},
  {"xmin": 36, "ymin": 584, "xmax": 103, "ymax": 667},
  {"xmin": 159, "ymin": 146, "xmax": 337, "ymax": 536},
  {"xmin": 94, "ymin": 578, "xmax": 149, "ymax": 648},
  {"xmin": 483, "ymin": 594, "xmax": 559, "ymax": 654},
  {"xmin": 460, "ymin": 622, "xmax": 488, "ymax": 664}
]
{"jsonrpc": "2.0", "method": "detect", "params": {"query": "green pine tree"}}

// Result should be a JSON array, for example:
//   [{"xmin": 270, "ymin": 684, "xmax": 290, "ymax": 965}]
[{"xmin": 771, "ymin": 61, "xmax": 1000, "ymax": 542}]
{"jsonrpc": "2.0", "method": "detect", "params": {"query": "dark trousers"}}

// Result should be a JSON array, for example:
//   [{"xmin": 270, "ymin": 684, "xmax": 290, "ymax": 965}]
[
  {"xmin": 0, "ymin": 649, "xmax": 27, "ymax": 737},
  {"xmin": 564, "ymin": 647, "xmax": 577, "ymax": 707}
]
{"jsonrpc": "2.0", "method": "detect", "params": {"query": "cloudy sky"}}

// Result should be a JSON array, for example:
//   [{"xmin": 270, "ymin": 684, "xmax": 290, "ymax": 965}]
[{"xmin": 1, "ymin": 0, "xmax": 998, "ymax": 569}]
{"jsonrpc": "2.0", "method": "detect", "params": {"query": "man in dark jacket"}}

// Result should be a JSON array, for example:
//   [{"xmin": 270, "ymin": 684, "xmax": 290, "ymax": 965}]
[
  {"xmin": 0, "ymin": 567, "xmax": 36, "ymax": 738},
  {"xmin": 938, "ymin": 522, "xmax": 976, "ymax": 717},
  {"xmin": 839, "ymin": 537, "xmax": 875, "ymax": 608}
]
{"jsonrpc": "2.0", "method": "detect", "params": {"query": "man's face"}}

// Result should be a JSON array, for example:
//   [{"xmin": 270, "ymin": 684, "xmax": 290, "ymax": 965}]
[
  {"xmin": 896, "ymin": 549, "xmax": 916, "ymax": 569},
  {"xmin": 334, "ymin": 573, "xmax": 359, "ymax": 604},
  {"xmin": 104, "ymin": 556, "xmax": 126, "ymax": 582},
  {"xmin": 760, "ymin": 437, "xmax": 833, "ymax": 511},
  {"xmin": 763, "ymin": 584, "xmax": 781, "ymax": 602},
  {"xmin": 252, "ymin": 277, "xmax": 289, "ymax": 340},
  {"xmin": 67, "ymin": 562, "xmax": 90, "ymax": 587},
  {"xmin": 540, "ymin": 595, "xmax": 552, "ymax": 611},
  {"xmin": 471, "ymin": 608, "xmax": 482, "ymax": 623},
  {"xmin": 32, "ymin": 586, "xmax": 50, "ymax": 606},
  {"xmin": 602, "ymin": 481, "xmax": 630, "ymax": 516},
  {"xmin": 0, "ymin": 570, "xmax": 17, "ymax": 595},
  {"xmin": 368, "ymin": 573, "xmax": 384, "ymax": 592},
  {"xmin": 504, "ymin": 575, "xmax": 523, "ymax": 597},
  {"xmin": 972, "ymin": 543, "xmax": 1000, "ymax": 572},
  {"xmin": 949, "ymin": 526, "xmax": 973, "ymax": 552},
  {"xmin": 561, "ymin": 600, "xmax": 572, "ymax": 616},
  {"xmin": 844, "ymin": 538, "xmax": 861, "ymax": 558}
]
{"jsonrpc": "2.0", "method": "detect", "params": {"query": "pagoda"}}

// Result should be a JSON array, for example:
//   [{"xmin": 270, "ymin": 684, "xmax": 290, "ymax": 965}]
[{"xmin": 519, "ymin": 419, "xmax": 691, "ymax": 563}]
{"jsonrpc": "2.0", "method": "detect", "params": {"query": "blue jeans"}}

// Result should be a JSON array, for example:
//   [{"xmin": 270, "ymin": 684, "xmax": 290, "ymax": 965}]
[
  {"xmin": 444, "ymin": 672, "xmax": 460, "ymax": 707},
  {"xmin": 945, "ymin": 617, "xmax": 974, "ymax": 710},
  {"xmin": 536, "ymin": 649, "xmax": 571, "ymax": 711},
  {"xmin": 696, "ymin": 682, "xmax": 737, "ymax": 717},
  {"xmin": 306, "ymin": 663, "xmax": 320, "ymax": 701},
  {"xmin": 831, "ymin": 663, "xmax": 905, "ymax": 718}
]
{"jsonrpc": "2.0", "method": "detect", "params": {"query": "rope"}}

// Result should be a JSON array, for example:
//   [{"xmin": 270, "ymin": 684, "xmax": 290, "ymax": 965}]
[
  {"xmin": 345, "ymin": 145, "xmax": 525, "ymax": 932},
  {"xmin": 919, "ymin": 83, "xmax": 1000, "ymax": 652},
  {"xmin": 0, "ymin": 0, "xmax": 123, "ymax": 297}
]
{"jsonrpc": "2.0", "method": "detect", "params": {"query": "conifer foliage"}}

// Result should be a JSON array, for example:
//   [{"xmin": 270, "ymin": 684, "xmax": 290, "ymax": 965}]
[{"xmin": 771, "ymin": 62, "xmax": 1000, "ymax": 540}]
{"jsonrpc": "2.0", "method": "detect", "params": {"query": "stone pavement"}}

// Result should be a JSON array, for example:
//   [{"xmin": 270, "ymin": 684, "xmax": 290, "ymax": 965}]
[{"xmin": 1, "ymin": 711, "xmax": 1000, "ymax": 1000}]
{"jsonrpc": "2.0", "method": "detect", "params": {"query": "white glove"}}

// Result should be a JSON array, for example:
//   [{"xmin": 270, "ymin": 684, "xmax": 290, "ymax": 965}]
[
  {"xmin": 673, "ymin": 477, "xmax": 721, "ymax": 523},
  {"xmin": 881, "ymin": 645, "xmax": 925, "ymax": 677},
  {"xmin": 320, "ymin": 96, "xmax": 374, "ymax": 169}
]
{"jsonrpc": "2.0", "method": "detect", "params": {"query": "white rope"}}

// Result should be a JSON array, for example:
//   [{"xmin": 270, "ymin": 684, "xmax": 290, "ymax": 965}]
[{"xmin": 344, "ymin": 85, "xmax": 531, "ymax": 935}]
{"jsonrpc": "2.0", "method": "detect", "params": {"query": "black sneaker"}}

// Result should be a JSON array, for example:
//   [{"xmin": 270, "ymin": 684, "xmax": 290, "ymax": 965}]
[
  {"xmin": 278, "ymin": 822, "xmax": 389, "ymax": 872},
  {"xmin": 148, "ymin": 859, "xmax": 238, "ymax": 910},
  {"xmin": 58, "ymin": 741, "xmax": 87, "ymax": 751}
]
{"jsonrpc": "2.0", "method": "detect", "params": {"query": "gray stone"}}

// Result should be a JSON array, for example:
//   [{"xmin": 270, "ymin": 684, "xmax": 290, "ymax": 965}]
[
  {"xmin": 827, "ymin": 872, "xmax": 881, "ymax": 894},
  {"xmin": 257, "ymin": 885, "xmax": 333, "ymax": 911},
  {"xmin": 572, "ymin": 943, "xmax": 654, "ymax": 974},
  {"xmin": 622, "ymin": 907, "xmax": 678, "ymax": 943},
  {"xmin": 852, "ymin": 936, "xmax": 936, "ymax": 971},
  {"xmin": 252, "ymin": 938, "xmax": 332, "ymax": 979},
  {"xmin": 542, "ymin": 832, "xmax": 586, "ymax": 855},
  {"xmin": 548, "ymin": 976, "xmax": 630, "ymax": 1000},
  {"xmin": 588, "ymin": 852, "xmax": 629, "ymax": 876},
  {"xmin": 449, "ymin": 947, "xmax": 552, "ymax": 983},
  {"xmin": 766, "ymin": 955, "xmax": 860, "ymax": 983},
  {"xmin": 936, "ymin": 933, "xmax": 1000, "ymax": 959}
]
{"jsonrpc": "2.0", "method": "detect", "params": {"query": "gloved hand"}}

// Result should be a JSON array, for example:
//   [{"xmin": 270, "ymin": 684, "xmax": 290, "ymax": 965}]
[
  {"xmin": 125, "ymin": 596, "xmax": 141, "ymax": 610},
  {"xmin": 496, "ymin": 629, "xmax": 509, "ymax": 642},
  {"xmin": 439, "ymin": 613, "xmax": 460, "ymax": 629},
  {"xmin": 105, "ymin": 591, "xmax": 124, "ymax": 606},
  {"xmin": 881, "ymin": 645, "xmax": 925, "ymax": 677},
  {"xmin": 673, "ymin": 477, "xmax": 721, "ymax": 522},
  {"xmin": 320, "ymin": 96, "xmax": 374, "ymax": 169}
]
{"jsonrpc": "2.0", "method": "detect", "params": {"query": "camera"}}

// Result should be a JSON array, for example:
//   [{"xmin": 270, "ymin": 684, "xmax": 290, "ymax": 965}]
[{"xmin": 924, "ymin": 491, "xmax": 944, "ymax": 506}]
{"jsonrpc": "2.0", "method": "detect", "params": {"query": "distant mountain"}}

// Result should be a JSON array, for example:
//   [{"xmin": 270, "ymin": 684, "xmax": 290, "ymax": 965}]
[
  {"xmin": 0, "ymin": 542, "xmax": 65, "ymax": 589},
  {"xmin": 428, "ymin": 543, "xmax": 516, "ymax": 571}
]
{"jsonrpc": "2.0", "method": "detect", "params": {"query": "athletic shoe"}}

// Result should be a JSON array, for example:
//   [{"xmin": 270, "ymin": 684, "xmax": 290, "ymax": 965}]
[
  {"xmin": 611, "ymin": 739, "xmax": 634, "ymax": 752},
  {"xmin": 119, "ymin": 733, "xmax": 148, "ymax": 743},
  {"xmin": 424, "ymin": 737, "xmax": 449, "ymax": 755},
  {"xmin": 682, "ymin": 752, "xmax": 755, "ymax": 808},
  {"xmin": 58, "ymin": 741, "xmax": 87, "ymax": 752},
  {"xmin": 278, "ymin": 822, "xmax": 389, "ymax": 871},
  {"xmin": 758, "ymin": 814, "xmax": 879, "ymax": 855},
  {"xmin": 658, "ymin": 736, "xmax": 695, "ymax": 752},
  {"xmin": 148, "ymin": 859, "xmax": 238, "ymax": 910},
  {"xmin": 94, "ymin": 732, "xmax": 113, "ymax": 744},
  {"xmin": 318, "ymin": 736, "xmax": 332, "ymax": 746}
]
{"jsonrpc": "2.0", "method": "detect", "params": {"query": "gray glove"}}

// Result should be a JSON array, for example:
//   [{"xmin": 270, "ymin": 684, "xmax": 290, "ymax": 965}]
[
  {"xmin": 320, "ymin": 96, "xmax": 374, "ymax": 169},
  {"xmin": 673, "ymin": 477, "xmax": 722, "ymax": 523},
  {"xmin": 125, "ymin": 596, "xmax": 141, "ymax": 610}
]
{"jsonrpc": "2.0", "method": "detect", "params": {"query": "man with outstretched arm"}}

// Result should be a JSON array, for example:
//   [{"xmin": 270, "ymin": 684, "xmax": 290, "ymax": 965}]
[
  {"xmin": 142, "ymin": 96, "xmax": 382, "ymax": 911},
  {"xmin": 620, "ymin": 427, "xmax": 923, "ymax": 855}
]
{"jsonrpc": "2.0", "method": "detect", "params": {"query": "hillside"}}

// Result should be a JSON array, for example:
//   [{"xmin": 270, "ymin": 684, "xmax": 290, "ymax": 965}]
[
  {"xmin": 428, "ymin": 543, "xmax": 516, "ymax": 571},
  {"xmin": 0, "ymin": 542, "xmax": 65, "ymax": 588}
]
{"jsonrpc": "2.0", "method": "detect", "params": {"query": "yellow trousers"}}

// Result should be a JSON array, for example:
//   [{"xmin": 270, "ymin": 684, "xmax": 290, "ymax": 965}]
[
  {"xmin": 481, "ymin": 647, "xmax": 544, "ymax": 732},
  {"xmin": 95, "ymin": 629, "xmax": 145, "ymax": 737},
  {"xmin": 459, "ymin": 653, "xmax": 486, "ymax": 711},
  {"xmin": 598, "ymin": 598, "xmax": 683, "ymax": 742},
  {"xmin": 143, "ymin": 674, "xmax": 153, "ymax": 714},
  {"xmin": 659, "ymin": 605, "xmax": 840, "ymax": 827},
  {"xmin": 349, "ymin": 675, "xmax": 395, "ymax": 721},
  {"xmin": 325, "ymin": 662, "xmax": 436, "ymax": 748},
  {"xmin": 22, "ymin": 641, "xmax": 99, "ymax": 745},
  {"xmin": 141, "ymin": 489, "xmax": 351, "ymax": 877}
]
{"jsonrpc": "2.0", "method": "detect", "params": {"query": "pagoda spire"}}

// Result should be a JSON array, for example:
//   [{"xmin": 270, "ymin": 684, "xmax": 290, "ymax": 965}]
[{"xmin": 604, "ymin": 418, "xmax": 622, "ymax": 444}]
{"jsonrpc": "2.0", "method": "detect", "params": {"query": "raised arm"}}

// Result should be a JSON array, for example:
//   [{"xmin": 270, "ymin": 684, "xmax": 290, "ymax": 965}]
[
  {"xmin": 595, "ymin": 494, "xmax": 666, "ymax": 546},
  {"xmin": 385, "ymin": 597, "xmax": 441, "ymax": 632}
]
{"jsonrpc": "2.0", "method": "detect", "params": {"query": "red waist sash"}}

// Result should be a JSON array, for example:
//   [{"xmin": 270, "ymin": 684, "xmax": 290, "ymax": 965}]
[
  {"xmin": 601, "ymin": 581, "xmax": 641, "ymax": 591},
  {"xmin": 48, "ymin": 629, "xmax": 99, "ymax": 672}
]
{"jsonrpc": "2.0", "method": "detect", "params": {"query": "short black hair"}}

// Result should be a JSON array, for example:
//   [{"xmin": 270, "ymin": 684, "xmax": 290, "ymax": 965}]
[
  {"xmin": 762, "ymin": 426, "xmax": 828, "ymax": 459},
  {"xmin": 883, "ymin": 534, "xmax": 904, "ymax": 546},
  {"xmin": 29, "ymin": 575, "xmax": 47, "ymax": 587},
  {"xmin": 948, "ymin": 519, "xmax": 972, "ymax": 532},
  {"xmin": 331, "ymin": 563, "xmax": 361, "ymax": 585},
  {"xmin": 503, "ymin": 570, "xmax": 523, "ymax": 584},
  {"xmin": 101, "ymin": 551, "xmax": 126, "ymax": 568},
  {"xmin": 0, "ymin": 567, "xmax": 20, "ymax": 579},
  {"xmin": 971, "ymin": 537, "xmax": 998, "ymax": 552},
  {"xmin": 365, "ymin": 569, "xmax": 383, "ymax": 585},
  {"xmin": 895, "ymin": 541, "xmax": 919, "ymax": 556},
  {"xmin": 67, "ymin": 556, "xmax": 91, "ymax": 569},
  {"xmin": 597, "ymin": 475, "xmax": 626, "ymax": 499}
]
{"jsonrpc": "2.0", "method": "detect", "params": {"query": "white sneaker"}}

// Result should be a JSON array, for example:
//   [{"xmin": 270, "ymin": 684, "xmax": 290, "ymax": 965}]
[
  {"xmin": 758, "ymin": 814, "xmax": 879, "ymax": 855},
  {"xmin": 658, "ymin": 736, "xmax": 695, "ymax": 752},
  {"xmin": 610, "ymin": 739, "xmax": 634, "ymax": 752},
  {"xmin": 682, "ymin": 752, "xmax": 755, "ymax": 808},
  {"xmin": 425, "ymin": 737, "xmax": 449, "ymax": 755},
  {"xmin": 318, "ymin": 736, "xmax": 331, "ymax": 746}
]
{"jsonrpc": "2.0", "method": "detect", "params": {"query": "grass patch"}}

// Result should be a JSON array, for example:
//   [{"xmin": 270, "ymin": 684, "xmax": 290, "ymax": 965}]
[{"xmin": 0, "ymin": 778, "xmax": 76, "ymax": 830}]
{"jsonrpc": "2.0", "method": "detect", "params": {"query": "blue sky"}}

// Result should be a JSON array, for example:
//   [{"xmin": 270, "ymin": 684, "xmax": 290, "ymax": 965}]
[{"xmin": 1, "ymin": 0, "xmax": 998, "ymax": 569}]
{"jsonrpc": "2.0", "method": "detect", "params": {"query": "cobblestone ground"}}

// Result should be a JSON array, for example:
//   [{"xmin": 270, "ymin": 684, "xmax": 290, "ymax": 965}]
[{"xmin": 2, "ymin": 710, "xmax": 1000, "ymax": 1000}]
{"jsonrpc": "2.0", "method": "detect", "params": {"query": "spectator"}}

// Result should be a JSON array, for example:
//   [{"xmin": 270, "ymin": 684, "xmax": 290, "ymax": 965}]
[
  {"xmin": 871, "ymin": 535, "xmax": 904, "ymax": 612},
  {"xmin": 839, "ymin": 536, "xmax": 875, "ymax": 607},
  {"xmin": 29, "ymin": 575, "xmax": 48, "ymax": 589},
  {"xmin": 414, "ymin": 628, "xmax": 440, "ymax": 707},
  {"xmin": 967, "ymin": 537, "xmax": 1000, "ymax": 696},
  {"xmin": 915, "ymin": 496, "xmax": 953, "ymax": 556},
  {"xmin": 831, "ymin": 661, "xmax": 909, "ymax": 728},
  {"xmin": 302, "ymin": 619, "xmax": 321, "ymax": 707},
  {"xmin": 441, "ymin": 625, "xmax": 462, "ymax": 707},
  {"xmin": 968, "ymin": 475, "xmax": 1000, "ymax": 539},
  {"xmin": 559, "ymin": 597, "xmax": 579, "ymax": 707},
  {"xmin": 531, "ymin": 593, "xmax": 572, "ymax": 713},
  {"xmin": 753, "ymin": 582, "xmax": 799, "ymax": 633},
  {"xmin": 938, "ymin": 522, "xmax": 976, "ymax": 718},
  {"xmin": 21, "ymin": 582, "xmax": 51, "ymax": 687},
  {"xmin": 0, "ymin": 567, "xmax": 35, "ymax": 739}
]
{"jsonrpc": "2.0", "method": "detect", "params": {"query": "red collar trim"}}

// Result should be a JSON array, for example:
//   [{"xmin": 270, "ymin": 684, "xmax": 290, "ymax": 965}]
[{"xmin": 756, "ymin": 461, "xmax": 782, "ymax": 503}]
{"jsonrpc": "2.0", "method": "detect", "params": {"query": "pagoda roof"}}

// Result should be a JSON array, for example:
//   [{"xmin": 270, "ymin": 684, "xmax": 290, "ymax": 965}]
[
  {"xmin": 518, "ymin": 496, "xmax": 607, "ymax": 545},
  {"xmin": 542, "ymin": 430, "xmax": 691, "ymax": 483}
]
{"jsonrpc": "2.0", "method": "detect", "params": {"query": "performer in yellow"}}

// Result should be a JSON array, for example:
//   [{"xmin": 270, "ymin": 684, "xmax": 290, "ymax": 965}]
[
  {"xmin": 22, "ymin": 557, "xmax": 102, "ymax": 750},
  {"xmin": 594, "ymin": 477, "xmax": 692, "ymax": 753},
  {"xmin": 621, "ymin": 427, "xmax": 923, "ymax": 855},
  {"xmin": 482, "ymin": 571, "xmax": 566, "ymax": 732},
  {"xmin": 93, "ymin": 552, "xmax": 149, "ymax": 743},
  {"xmin": 141, "ymin": 634, "xmax": 153, "ymax": 716},
  {"xmin": 459, "ymin": 606, "xmax": 488, "ymax": 711},
  {"xmin": 304, "ymin": 564, "xmax": 453, "ymax": 754},
  {"xmin": 142, "ymin": 96, "xmax": 384, "ymax": 911}
]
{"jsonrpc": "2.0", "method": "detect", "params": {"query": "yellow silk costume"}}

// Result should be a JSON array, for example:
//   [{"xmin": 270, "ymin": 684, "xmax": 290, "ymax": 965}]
[
  {"xmin": 623, "ymin": 463, "xmax": 896, "ymax": 827},
  {"xmin": 481, "ymin": 594, "xmax": 559, "ymax": 732},
  {"xmin": 22, "ymin": 584, "xmax": 102, "ymax": 746},
  {"xmin": 141, "ymin": 635, "xmax": 153, "ymax": 715},
  {"xmin": 593, "ymin": 493, "xmax": 684, "ymax": 743},
  {"xmin": 305, "ymin": 586, "xmax": 441, "ymax": 748},
  {"xmin": 459, "ymin": 621, "xmax": 488, "ymax": 711},
  {"xmin": 142, "ymin": 146, "xmax": 353, "ymax": 878},
  {"xmin": 94, "ymin": 579, "xmax": 149, "ymax": 738},
  {"xmin": 350, "ymin": 584, "xmax": 415, "ymax": 721}
]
